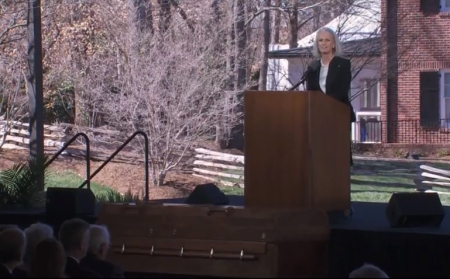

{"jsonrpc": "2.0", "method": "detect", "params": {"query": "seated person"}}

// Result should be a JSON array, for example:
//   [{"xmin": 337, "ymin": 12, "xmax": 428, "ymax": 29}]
[
  {"xmin": 0, "ymin": 228, "xmax": 26, "ymax": 278},
  {"xmin": 81, "ymin": 225, "xmax": 124, "ymax": 278},
  {"xmin": 28, "ymin": 238, "xmax": 66, "ymax": 278},
  {"xmin": 16, "ymin": 222, "xmax": 55, "ymax": 275},
  {"xmin": 58, "ymin": 218, "xmax": 101, "ymax": 278}
]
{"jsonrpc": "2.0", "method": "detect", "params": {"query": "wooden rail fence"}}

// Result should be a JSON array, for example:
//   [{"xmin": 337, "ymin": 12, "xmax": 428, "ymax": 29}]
[
  {"xmin": 192, "ymin": 148, "xmax": 244, "ymax": 188},
  {"xmin": 415, "ymin": 165, "xmax": 450, "ymax": 195},
  {"xmin": 0, "ymin": 120, "xmax": 67, "ymax": 150}
]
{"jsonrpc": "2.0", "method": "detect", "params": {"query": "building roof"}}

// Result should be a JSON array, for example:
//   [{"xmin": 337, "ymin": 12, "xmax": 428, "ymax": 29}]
[
  {"xmin": 268, "ymin": 0, "xmax": 381, "ymax": 59},
  {"xmin": 268, "ymin": 37, "xmax": 381, "ymax": 59}
]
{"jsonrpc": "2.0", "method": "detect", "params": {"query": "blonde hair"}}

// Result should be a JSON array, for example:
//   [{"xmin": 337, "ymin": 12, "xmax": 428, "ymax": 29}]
[{"xmin": 312, "ymin": 27, "xmax": 343, "ymax": 58}]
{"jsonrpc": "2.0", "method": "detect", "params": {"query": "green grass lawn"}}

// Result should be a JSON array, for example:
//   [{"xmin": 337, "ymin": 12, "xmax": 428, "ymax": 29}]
[
  {"xmin": 46, "ymin": 172, "xmax": 111, "ymax": 196},
  {"xmin": 46, "ymin": 159, "xmax": 450, "ymax": 206},
  {"xmin": 217, "ymin": 159, "xmax": 450, "ymax": 205}
]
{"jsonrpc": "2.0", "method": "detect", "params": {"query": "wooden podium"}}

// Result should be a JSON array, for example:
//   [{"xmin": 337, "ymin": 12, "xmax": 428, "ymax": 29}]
[{"xmin": 244, "ymin": 90, "xmax": 351, "ymax": 213}]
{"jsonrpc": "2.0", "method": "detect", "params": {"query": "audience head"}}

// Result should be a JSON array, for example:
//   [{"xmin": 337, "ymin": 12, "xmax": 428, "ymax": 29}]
[
  {"xmin": 29, "ymin": 238, "xmax": 66, "ymax": 278},
  {"xmin": 24, "ymin": 223, "xmax": 54, "ymax": 264},
  {"xmin": 349, "ymin": 263, "xmax": 389, "ymax": 278},
  {"xmin": 88, "ymin": 225, "xmax": 111, "ymax": 260},
  {"xmin": 0, "ymin": 228, "xmax": 26, "ymax": 270},
  {"xmin": 0, "ymin": 224, "xmax": 19, "ymax": 233},
  {"xmin": 58, "ymin": 218, "xmax": 91, "ymax": 260}
]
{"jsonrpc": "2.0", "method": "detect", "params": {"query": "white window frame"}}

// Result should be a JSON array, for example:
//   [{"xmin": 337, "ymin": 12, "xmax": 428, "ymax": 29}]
[
  {"xmin": 351, "ymin": 111, "xmax": 382, "ymax": 143},
  {"xmin": 440, "ymin": 69, "xmax": 450, "ymax": 126},
  {"xmin": 360, "ymin": 79, "xmax": 380, "ymax": 110},
  {"xmin": 442, "ymin": 0, "xmax": 450, "ymax": 12}
]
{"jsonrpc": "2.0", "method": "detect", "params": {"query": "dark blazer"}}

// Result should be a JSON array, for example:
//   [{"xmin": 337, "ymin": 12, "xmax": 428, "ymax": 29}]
[
  {"xmin": 80, "ymin": 253, "xmax": 124, "ymax": 278},
  {"xmin": 306, "ymin": 56, "xmax": 356, "ymax": 122},
  {"xmin": 65, "ymin": 257, "xmax": 101, "ymax": 278}
]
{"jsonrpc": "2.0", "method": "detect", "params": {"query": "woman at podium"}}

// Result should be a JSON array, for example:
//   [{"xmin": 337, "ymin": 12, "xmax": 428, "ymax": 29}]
[{"xmin": 305, "ymin": 27, "xmax": 356, "ymax": 166}]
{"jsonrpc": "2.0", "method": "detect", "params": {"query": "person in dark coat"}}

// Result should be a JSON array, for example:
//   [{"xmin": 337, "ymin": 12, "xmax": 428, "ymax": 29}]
[
  {"xmin": 305, "ymin": 27, "xmax": 356, "ymax": 166},
  {"xmin": 58, "ymin": 219, "xmax": 101, "ymax": 278},
  {"xmin": 81, "ymin": 225, "xmax": 124, "ymax": 278},
  {"xmin": 0, "ymin": 228, "xmax": 26, "ymax": 278}
]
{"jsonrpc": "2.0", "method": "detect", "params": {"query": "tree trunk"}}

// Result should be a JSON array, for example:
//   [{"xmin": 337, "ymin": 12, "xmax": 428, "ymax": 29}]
[
  {"xmin": 158, "ymin": 0, "xmax": 171, "ymax": 33},
  {"xmin": 215, "ymin": 0, "xmax": 235, "ymax": 147},
  {"xmin": 271, "ymin": 0, "xmax": 281, "ymax": 44},
  {"xmin": 234, "ymin": 0, "xmax": 246, "ymax": 91},
  {"xmin": 26, "ymin": 0, "xmax": 45, "ymax": 192},
  {"xmin": 258, "ymin": 0, "xmax": 270, "ymax": 91},
  {"xmin": 228, "ymin": 0, "xmax": 247, "ymax": 151},
  {"xmin": 134, "ymin": 0, "xmax": 154, "ymax": 33},
  {"xmin": 289, "ymin": 0, "xmax": 298, "ymax": 48},
  {"xmin": 226, "ymin": 0, "xmax": 235, "ymax": 92},
  {"xmin": 245, "ymin": 0, "xmax": 253, "ymax": 82},
  {"xmin": 157, "ymin": 171, "xmax": 166, "ymax": 186},
  {"xmin": 313, "ymin": 6, "xmax": 321, "ymax": 31}
]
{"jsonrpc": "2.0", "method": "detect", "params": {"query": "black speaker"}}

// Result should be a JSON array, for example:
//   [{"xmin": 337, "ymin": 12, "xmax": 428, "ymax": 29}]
[
  {"xmin": 45, "ymin": 187, "xmax": 96, "ymax": 217},
  {"xmin": 185, "ymin": 183, "xmax": 229, "ymax": 206},
  {"xmin": 386, "ymin": 192, "xmax": 445, "ymax": 228}
]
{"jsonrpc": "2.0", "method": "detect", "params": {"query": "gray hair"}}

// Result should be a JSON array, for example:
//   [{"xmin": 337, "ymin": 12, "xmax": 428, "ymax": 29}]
[
  {"xmin": 58, "ymin": 218, "xmax": 90, "ymax": 252},
  {"xmin": 88, "ymin": 225, "xmax": 110, "ymax": 253},
  {"xmin": 23, "ymin": 223, "xmax": 54, "ymax": 264},
  {"xmin": 349, "ymin": 264, "xmax": 389, "ymax": 278},
  {"xmin": 312, "ymin": 27, "xmax": 343, "ymax": 58}
]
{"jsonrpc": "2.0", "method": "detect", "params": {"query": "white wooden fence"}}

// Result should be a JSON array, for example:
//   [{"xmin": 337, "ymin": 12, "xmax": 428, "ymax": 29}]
[
  {"xmin": 192, "ymin": 148, "xmax": 244, "ymax": 188},
  {"xmin": 415, "ymin": 165, "xmax": 450, "ymax": 195},
  {"xmin": 0, "ymin": 120, "xmax": 67, "ymax": 150}
]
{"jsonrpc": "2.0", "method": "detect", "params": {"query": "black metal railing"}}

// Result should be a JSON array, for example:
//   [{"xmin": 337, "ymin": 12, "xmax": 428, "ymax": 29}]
[
  {"xmin": 77, "ymin": 131, "xmax": 150, "ymax": 201},
  {"xmin": 353, "ymin": 119, "xmax": 450, "ymax": 144},
  {"xmin": 45, "ymin": 133, "xmax": 91, "ymax": 189}
]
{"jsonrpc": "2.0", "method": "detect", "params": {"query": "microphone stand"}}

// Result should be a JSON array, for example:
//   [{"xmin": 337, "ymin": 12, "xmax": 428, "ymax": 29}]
[
  {"xmin": 288, "ymin": 69, "xmax": 309, "ymax": 91},
  {"xmin": 289, "ymin": 77, "xmax": 307, "ymax": 91}
]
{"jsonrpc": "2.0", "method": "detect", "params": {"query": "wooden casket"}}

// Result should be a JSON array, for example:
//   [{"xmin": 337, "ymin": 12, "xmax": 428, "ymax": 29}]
[{"xmin": 96, "ymin": 202, "xmax": 330, "ymax": 278}]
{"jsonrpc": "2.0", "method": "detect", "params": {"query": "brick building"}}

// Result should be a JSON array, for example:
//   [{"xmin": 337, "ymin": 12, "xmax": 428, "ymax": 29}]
[{"xmin": 381, "ymin": 0, "xmax": 450, "ymax": 143}]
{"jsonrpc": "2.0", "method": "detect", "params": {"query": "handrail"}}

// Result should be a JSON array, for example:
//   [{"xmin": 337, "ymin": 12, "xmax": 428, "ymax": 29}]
[
  {"xmin": 45, "ymin": 133, "xmax": 91, "ymax": 189},
  {"xmin": 77, "ymin": 131, "xmax": 149, "ymax": 202}
]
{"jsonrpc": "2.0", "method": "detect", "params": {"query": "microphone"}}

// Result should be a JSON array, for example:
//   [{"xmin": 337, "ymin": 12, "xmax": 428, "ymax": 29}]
[
  {"xmin": 289, "ymin": 69, "xmax": 309, "ymax": 91},
  {"xmin": 288, "ymin": 62, "xmax": 319, "ymax": 91}
]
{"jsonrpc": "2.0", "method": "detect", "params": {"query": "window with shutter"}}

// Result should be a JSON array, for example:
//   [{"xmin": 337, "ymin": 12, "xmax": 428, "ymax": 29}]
[
  {"xmin": 360, "ymin": 79, "xmax": 380, "ymax": 111},
  {"xmin": 419, "ymin": 71, "xmax": 440, "ymax": 127},
  {"xmin": 441, "ymin": 70, "xmax": 450, "ymax": 127},
  {"xmin": 420, "ymin": 0, "xmax": 441, "ymax": 13},
  {"xmin": 442, "ymin": 0, "xmax": 450, "ymax": 12}
]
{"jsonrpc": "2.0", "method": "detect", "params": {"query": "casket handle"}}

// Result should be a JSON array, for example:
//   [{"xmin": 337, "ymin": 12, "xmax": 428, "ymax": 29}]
[{"xmin": 206, "ymin": 207, "xmax": 234, "ymax": 216}]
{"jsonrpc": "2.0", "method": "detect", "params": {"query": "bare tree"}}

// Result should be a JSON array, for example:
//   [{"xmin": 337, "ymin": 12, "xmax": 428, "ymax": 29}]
[
  {"xmin": 271, "ymin": 0, "xmax": 281, "ymax": 44},
  {"xmin": 60, "ymin": 2, "xmax": 242, "ymax": 186},
  {"xmin": 258, "ymin": 0, "xmax": 270, "ymax": 90}
]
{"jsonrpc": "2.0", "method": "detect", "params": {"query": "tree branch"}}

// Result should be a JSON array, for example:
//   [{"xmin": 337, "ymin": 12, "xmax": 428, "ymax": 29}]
[
  {"xmin": 168, "ymin": 0, "xmax": 195, "ymax": 32},
  {"xmin": 244, "ymin": 2, "xmax": 325, "ymax": 27}
]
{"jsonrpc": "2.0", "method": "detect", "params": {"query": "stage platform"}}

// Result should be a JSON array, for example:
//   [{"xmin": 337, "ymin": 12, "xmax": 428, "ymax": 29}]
[
  {"xmin": 1, "ymin": 196, "xmax": 450, "ymax": 278},
  {"xmin": 143, "ymin": 195, "xmax": 450, "ymax": 278}
]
